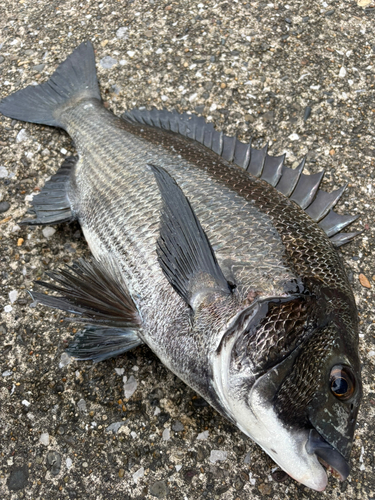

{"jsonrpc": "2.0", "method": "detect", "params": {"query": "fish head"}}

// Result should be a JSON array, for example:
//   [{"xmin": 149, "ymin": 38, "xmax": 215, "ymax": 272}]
[{"xmin": 211, "ymin": 293, "xmax": 362, "ymax": 491}]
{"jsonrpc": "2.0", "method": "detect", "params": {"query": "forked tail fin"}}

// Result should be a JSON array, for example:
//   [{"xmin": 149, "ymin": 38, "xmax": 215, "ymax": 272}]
[{"xmin": 0, "ymin": 41, "xmax": 101, "ymax": 129}]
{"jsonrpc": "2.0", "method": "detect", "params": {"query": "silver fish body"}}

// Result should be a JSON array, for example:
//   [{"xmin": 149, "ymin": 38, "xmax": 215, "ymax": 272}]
[{"xmin": 0, "ymin": 42, "xmax": 362, "ymax": 491}]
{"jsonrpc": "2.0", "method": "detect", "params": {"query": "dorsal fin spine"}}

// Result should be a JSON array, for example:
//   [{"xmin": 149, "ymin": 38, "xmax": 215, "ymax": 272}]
[{"xmin": 121, "ymin": 108, "xmax": 360, "ymax": 246}]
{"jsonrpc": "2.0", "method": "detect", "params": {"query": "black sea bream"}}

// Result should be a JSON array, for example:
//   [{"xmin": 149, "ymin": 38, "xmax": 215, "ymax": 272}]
[{"xmin": 0, "ymin": 42, "xmax": 362, "ymax": 491}]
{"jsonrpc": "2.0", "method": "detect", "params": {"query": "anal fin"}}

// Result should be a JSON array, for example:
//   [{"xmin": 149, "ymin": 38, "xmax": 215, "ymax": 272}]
[
  {"xmin": 21, "ymin": 156, "xmax": 77, "ymax": 225},
  {"xmin": 31, "ymin": 256, "xmax": 143, "ymax": 361}
]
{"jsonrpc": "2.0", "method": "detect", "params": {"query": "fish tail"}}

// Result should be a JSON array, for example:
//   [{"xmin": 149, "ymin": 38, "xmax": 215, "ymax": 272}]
[{"xmin": 0, "ymin": 41, "xmax": 101, "ymax": 129}]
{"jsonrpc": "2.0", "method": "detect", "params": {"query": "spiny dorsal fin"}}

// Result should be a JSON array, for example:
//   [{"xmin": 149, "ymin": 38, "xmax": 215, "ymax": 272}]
[
  {"xmin": 21, "ymin": 156, "xmax": 77, "ymax": 225},
  {"xmin": 123, "ymin": 108, "xmax": 361, "ymax": 247},
  {"xmin": 149, "ymin": 164, "xmax": 232, "ymax": 310}
]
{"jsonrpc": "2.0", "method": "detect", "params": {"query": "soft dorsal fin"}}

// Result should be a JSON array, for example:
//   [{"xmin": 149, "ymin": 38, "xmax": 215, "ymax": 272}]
[
  {"xmin": 123, "ymin": 109, "xmax": 360, "ymax": 247},
  {"xmin": 149, "ymin": 164, "xmax": 232, "ymax": 310}
]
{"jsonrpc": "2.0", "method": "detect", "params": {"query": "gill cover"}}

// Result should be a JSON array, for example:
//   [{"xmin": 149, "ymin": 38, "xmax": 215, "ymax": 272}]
[
  {"xmin": 211, "ymin": 296, "xmax": 361, "ymax": 491},
  {"xmin": 212, "ymin": 301, "xmax": 329, "ymax": 491}
]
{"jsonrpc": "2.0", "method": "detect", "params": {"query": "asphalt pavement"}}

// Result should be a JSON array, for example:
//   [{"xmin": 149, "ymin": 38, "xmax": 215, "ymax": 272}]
[{"xmin": 0, "ymin": 1, "xmax": 374, "ymax": 499}]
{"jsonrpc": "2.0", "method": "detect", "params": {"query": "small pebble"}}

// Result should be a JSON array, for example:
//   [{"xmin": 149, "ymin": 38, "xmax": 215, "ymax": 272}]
[
  {"xmin": 66, "ymin": 458, "xmax": 73, "ymax": 469},
  {"xmin": 59, "ymin": 352, "xmax": 71, "ymax": 368},
  {"xmin": 99, "ymin": 56, "xmax": 118, "ymax": 69},
  {"xmin": 46, "ymin": 451, "xmax": 62, "ymax": 475},
  {"xmin": 197, "ymin": 430, "xmax": 209, "ymax": 440},
  {"xmin": 123, "ymin": 375, "xmax": 137, "ymax": 399},
  {"xmin": 359, "ymin": 273, "xmax": 371, "ymax": 289},
  {"xmin": 40, "ymin": 432, "xmax": 50, "ymax": 446},
  {"xmin": 9, "ymin": 290, "xmax": 18, "ymax": 304},
  {"xmin": 162, "ymin": 428, "xmax": 170, "ymax": 441},
  {"xmin": 303, "ymin": 106, "xmax": 311, "ymax": 121},
  {"xmin": 0, "ymin": 201, "xmax": 10, "ymax": 213},
  {"xmin": 172, "ymin": 420, "xmax": 184, "ymax": 432},
  {"xmin": 133, "ymin": 467, "xmax": 144, "ymax": 483},
  {"xmin": 16, "ymin": 129, "xmax": 28, "ymax": 143},
  {"xmin": 7, "ymin": 466, "xmax": 28, "ymax": 491},
  {"xmin": 149, "ymin": 480, "xmax": 168, "ymax": 498},
  {"xmin": 42, "ymin": 226, "xmax": 56, "ymax": 239},
  {"xmin": 288, "ymin": 133, "xmax": 299, "ymax": 141},
  {"xmin": 118, "ymin": 468, "xmax": 125, "ymax": 478},
  {"xmin": 77, "ymin": 399, "xmax": 87, "ymax": 412},
  {"xmin": 272, "ymin": 469, "xmax": 289, "ymax": 482},
  {"xmin": 258, "ymin": 483, "xmax": 272, "ymax": 495},
  {"xmin": 116, "ymin": 27, "xmax": 128, "ymax": 39},
  {"xmin": 0, "ymin": 166, "xmax": 9, "ymax": 178},
  {"xmin": 32, "ymin": 63, "xmax": 45, "ymax": 72},
  {"xmin": 209, "ymin": 450, "xmax": 227, "ymax": 463},
  {"xmin": 106, "ymin": 422, "xmax": 124, "ymax": 433}
]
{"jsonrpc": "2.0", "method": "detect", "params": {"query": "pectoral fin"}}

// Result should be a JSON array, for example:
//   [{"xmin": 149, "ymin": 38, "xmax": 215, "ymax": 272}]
[
  {"xmin": 149, "ymin": 164, "xmax": 232, "ymax": 310},
  {"xmin": 31, "ymin": 256, "xmax": 143, "ymax": 361}
]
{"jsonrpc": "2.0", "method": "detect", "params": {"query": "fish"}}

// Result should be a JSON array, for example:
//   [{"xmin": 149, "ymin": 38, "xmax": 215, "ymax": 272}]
[{"xmin": 0, "ymin": 41, "xmax": 362, "ymax": 491}]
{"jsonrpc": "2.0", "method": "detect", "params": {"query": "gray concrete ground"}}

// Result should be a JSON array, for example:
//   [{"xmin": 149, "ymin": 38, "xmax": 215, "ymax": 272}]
[{"xmin": 0, "ymin": 0, "xmax": 374, "ymax": 499}]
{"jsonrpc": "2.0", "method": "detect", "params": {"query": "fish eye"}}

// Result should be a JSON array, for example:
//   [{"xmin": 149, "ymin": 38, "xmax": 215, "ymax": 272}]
[{"xmin": 329, "ymin": 365, "xmax": 355, "ymax": 401}]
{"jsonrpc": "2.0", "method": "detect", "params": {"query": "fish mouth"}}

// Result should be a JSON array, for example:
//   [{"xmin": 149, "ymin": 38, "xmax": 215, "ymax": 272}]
[{"xmin": 306, "ymin": 429, "xmax": 350, "ymax": 482}]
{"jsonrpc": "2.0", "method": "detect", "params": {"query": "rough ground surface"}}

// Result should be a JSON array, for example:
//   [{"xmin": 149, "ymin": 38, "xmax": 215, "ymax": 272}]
[{"xmin": 0, "ymin": 1, "xmax": 374, "ymax": 499}]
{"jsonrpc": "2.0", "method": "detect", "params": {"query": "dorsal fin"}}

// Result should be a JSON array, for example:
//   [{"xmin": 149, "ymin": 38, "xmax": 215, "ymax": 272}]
[{"xmin": 123, "ymin": 109, "xmax": 361, "ymax": 247}]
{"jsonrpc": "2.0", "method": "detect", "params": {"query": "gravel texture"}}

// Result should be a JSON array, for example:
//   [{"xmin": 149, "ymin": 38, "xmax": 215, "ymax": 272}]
[{"xmin": 0, "ymin": 1, "xmax": 374, "ymax": 499}]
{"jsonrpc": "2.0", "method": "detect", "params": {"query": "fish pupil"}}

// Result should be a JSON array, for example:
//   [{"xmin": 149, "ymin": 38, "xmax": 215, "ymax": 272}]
[{"xmin": 332, "ymin": 377, "xmax": 348, "ymax": 395}]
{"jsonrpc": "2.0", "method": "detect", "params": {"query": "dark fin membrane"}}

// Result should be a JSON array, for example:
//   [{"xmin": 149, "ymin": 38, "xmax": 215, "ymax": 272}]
[
  {"xmin": 66, "ymin": 326, "xmax": 142, "ymax": 363},
  {"xmin": 0, "ymin": 41, "xmax": 101, "ymax": 129},
  {"xmin": 123, "ymin": 108, "xmax": 361, "ymax": 247},
  {"xmin": 31, "ymin": 257, "xmax": 140, "ymax": 328},
  {"xmin": 21, "ymin": 156, "xmax": 77, "ymax": 225},
  {"xmin": 149, "ymin": 164, "xmax": 231, "ymax": 309},
  {"xmin": 31, "ymin": 257, "xmax": 142, "ymax": 361},
  {"xmin": 319, "ymin": 210, "xmax": 360, "ymax": 238}
]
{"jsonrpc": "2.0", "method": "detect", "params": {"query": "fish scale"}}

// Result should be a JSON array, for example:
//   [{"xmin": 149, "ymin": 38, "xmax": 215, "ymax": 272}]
[
  {"xmin": 0, "ymin": 41, "xmax": 362, "ymax": 492},
  {"xmin": 65, "ymin": 101, "xmax": 296, "ymax": 307}
]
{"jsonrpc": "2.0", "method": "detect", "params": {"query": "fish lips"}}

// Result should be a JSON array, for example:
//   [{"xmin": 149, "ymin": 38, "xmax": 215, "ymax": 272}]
[{"xmin": 306, "ymin": 429, "xmax": 350, "ymax": 481}]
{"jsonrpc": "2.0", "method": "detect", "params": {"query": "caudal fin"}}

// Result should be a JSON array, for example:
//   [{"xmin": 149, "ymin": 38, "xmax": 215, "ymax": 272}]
[{"xmin": 0, "ymin": 41, "xmax": 101, "ymax": 129}]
